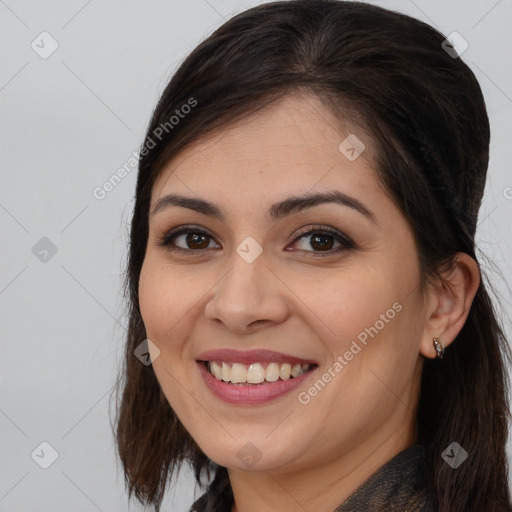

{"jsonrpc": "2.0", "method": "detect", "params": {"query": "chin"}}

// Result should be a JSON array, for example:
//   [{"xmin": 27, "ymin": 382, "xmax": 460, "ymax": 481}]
[{"xmin": 196, "ymin": 435, "xmax": 301, "ymax": 472}]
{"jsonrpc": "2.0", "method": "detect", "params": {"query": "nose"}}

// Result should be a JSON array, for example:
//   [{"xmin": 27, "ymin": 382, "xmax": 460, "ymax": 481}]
[{"xmin": 204, "ymin": 244, "xmax": 289, "ymax": 334}]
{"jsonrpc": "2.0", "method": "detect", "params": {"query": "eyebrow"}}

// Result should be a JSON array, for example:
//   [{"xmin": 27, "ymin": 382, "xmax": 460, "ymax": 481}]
[{"xmin": 151, "ymin": 190, "xmax": 377, "ymax": 224}]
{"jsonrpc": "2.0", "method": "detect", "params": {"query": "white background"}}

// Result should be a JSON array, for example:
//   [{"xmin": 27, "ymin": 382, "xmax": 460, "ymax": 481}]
[{"xmin": 1, "ymin": 0, "xmax": 511, "ymax": 510}]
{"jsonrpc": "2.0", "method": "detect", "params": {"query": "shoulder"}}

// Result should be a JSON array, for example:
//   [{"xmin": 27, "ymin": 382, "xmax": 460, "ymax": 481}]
[{"xmin": 335, "ymin": 444, "xmax": 435, "ymax": 512}]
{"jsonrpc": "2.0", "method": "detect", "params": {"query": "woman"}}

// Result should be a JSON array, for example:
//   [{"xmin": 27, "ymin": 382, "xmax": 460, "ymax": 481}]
[{"xmin": 112, "ymin": 1, "xmax": 512, "ymax": 510}]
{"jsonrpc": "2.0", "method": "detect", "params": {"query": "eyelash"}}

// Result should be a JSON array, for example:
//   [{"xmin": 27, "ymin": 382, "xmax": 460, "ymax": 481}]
[{"xmin": 156, "ymin": 224, "xmax": 355, "ymax": 257}]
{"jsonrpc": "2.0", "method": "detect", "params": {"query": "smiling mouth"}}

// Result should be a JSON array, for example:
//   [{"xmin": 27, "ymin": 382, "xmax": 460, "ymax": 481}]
[{"xmin": 202, "ymin": 360, "xmax": 318, "ymax": 385}]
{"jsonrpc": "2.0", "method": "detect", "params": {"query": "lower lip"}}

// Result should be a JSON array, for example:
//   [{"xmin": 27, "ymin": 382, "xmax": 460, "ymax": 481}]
[{"xmin": 197, "ymin": 361, "xmax": 317, "ymax": 405}]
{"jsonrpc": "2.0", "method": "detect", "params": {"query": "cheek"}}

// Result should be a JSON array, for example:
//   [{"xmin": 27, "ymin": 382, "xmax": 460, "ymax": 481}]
[
  {"xmin": 138, "ymin": 264, "xmax": 199, "ymax": 409},
  {"xmin": 138, "ymin": 262, "xmax": 188, "ymax": 345},
  {"xmin": 317, "ymin": 267, "xmax": 424, "ymax": 412},
  {"xmin": 288, "ymin": 263, "xmax": 412, "ymax": 356},
  {"xmin": 138, "ymin": 266, "xmax": 162, "ymax": 337}
]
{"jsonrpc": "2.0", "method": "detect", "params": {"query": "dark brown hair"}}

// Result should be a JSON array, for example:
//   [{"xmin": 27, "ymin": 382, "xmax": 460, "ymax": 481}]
[{"xmin": 111, "ymin": 1, "xmax": 512, "ymax": 510}]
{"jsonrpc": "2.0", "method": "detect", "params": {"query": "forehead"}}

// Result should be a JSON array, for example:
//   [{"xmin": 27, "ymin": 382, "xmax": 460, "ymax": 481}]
[{"xmin": 151, "ymin": 94, "xmax": 380, "ymax": 209}]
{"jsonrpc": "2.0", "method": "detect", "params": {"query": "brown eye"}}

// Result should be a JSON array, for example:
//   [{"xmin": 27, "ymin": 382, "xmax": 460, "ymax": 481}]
[
  {"xmin": 309, "ymin": 233, "xmax": 335, "ymax": 251},
  {"xmin": 290, "ymin": 226, "xmax": 354, "ymax": 256},
  {"xmin": 181, "ymin": 232, "xmax": 211, "ymax": 250},
  {"xmin": 158, "ymin": 227, "xmax": 220, "ymax": 253}
]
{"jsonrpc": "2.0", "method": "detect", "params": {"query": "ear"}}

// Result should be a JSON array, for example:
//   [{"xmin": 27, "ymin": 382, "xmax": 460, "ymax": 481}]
[{"xmin": 419, "ymin": 252, "xmax": 481, "ymax": 359}]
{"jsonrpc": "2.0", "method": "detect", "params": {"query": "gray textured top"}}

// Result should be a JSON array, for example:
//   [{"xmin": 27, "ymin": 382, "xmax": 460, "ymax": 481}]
[{"xmin": 190, "ymin": 444, "xmax": 436, "ymax": 512}]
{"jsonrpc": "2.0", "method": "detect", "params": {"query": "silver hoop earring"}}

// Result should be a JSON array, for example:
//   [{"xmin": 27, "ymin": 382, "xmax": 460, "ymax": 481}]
[{"xmin": 433, "ymin": 336, "xmax": 444, "ymax": 359}]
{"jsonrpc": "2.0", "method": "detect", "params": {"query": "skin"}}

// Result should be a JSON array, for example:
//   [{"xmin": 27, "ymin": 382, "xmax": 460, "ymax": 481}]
[{"xmin": 138, "ymin": 93, "xmax": 480, "ymax": 512}]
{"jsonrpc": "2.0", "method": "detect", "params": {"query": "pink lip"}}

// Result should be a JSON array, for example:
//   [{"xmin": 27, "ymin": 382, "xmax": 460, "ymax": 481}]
[
  {"xmin": 195, "ymin": 348, "xmax": 318, "ymax": 366},
  {"xmin": 196, "ymin": 360, "xmax": 318, "ymax": 405}
]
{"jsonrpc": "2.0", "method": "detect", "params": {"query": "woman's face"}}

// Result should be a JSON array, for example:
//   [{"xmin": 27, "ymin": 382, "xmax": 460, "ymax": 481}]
[{"xmin": 139, "ymin": 94, "xmax": 429, "ymax": 473}]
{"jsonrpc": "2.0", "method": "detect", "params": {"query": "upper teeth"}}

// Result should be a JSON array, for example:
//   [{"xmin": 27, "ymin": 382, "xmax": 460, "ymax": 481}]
[{"xmin": 208, "ymin": 361, "xmax": 311, "ymax": 384}]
